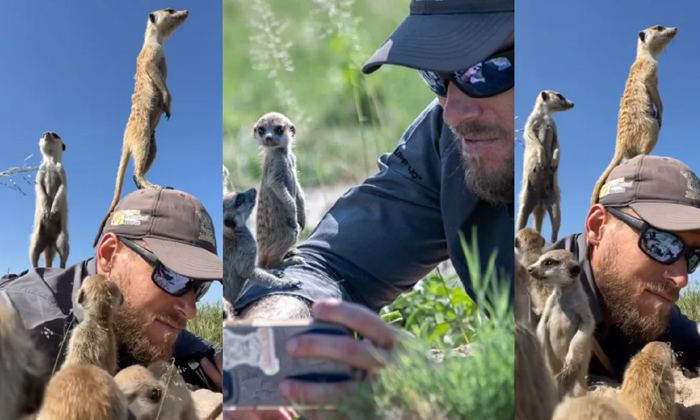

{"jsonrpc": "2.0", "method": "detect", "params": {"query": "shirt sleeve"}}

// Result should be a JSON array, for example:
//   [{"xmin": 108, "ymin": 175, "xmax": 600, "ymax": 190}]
[{"xmin": 267, "ymin": 100, "xmax": 450, "ymax": 312}]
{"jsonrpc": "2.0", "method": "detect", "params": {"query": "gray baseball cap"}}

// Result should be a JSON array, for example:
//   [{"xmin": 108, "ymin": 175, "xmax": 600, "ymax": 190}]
[
  {"xmin": 102, "ymin": 188, "xmax": 222, "ymax": 281},
  {"xmin": 362, "ymin": 0, "xmax": 514, "ymax": 74},
  {"xmin": 598, "ymin": 155, "xmax": 700, "ymax": 231}
]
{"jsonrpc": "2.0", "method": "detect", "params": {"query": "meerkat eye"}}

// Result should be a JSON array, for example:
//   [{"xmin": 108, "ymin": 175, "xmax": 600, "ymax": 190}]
[
  {"xmin": 166, "ymin": 8, "xmax": 175, "ymax": 13},
  {"xmin": 274, "ymin": 126, "xmax": 284, "ymax": 136},
  {"xmin": 655, "ymin": 25, "xmax": 664, "ymax": 31},
  {"xmin": 149, "ymin": 387, "xmax": 162, "ymax": 403},
  {"xmin": 257, "ymin": 126, "xmax": 265, "ymax": 136},
  {"xmin": 234, "ymin": 196, "xmax": 243, "ymax": 206},
  {"xmin": 544, "ymin": 259, "xmax": 554, "ymax": 267}
]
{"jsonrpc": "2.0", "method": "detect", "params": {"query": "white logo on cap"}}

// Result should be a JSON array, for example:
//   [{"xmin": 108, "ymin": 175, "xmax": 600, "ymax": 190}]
[
  {"xmin": 111, "ymin": 209, "xmax": 149, "ymax": 226},
  {"xmin": 197, "ymin": 210, "xmax": 216, "ymax": 247},
  {"xmin": 600, "ymin": 177, "xmax": 633, "ymax": 198},
  {"xmin": 682, "ymin": 171, "xmax": 700, "ymax": 201}
]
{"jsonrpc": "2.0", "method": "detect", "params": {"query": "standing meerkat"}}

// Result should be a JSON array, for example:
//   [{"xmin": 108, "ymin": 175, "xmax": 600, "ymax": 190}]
[
  {"xmin": 517, "ymin": 90, "xmax": 574, "ymax": 243},
  {"xmin": 618, "ymin": 341, "xmax": 676, "ymax": 420},
  {"xmin": 254, "ymin": 112, "xmax": 307, "ymax": 269},
  {"xmin": 224, "ymin": 187, "xmax": 300, "ymax": 304},
  {"xmin": 30, "ymin": 131, "xmax": 70, "ymax": 269},
  {"xmin": 530, "ymin": 249, "xmax": 595, "ymax": 399},
  {"xmin": 515, "ymin": 228, "xmax": 548, "ymax": 320},
  {"xmin": 0, "ymin": 300, "xmax": 47, "ymax": 420},
  {"xmin": 94, "ymin": 8, "xmax": 189, "ymax": 248},
  {"xmin": 60, "ymin": 274, "xmax": 124, "ymax": 376},
  {"xmin": 551, "ymin": 395, "xmax": 635, "ymax": 420},
  {"xmin": 36, "ymin": 365, "xmax": 131, "ymax": 420},
  {"xmin": 591, "ymin": 25, "xmax": 677, "ymax": 206},
  {"xmin": 514, "ymin": 323, "xmax": 557, "ymax": 420}
]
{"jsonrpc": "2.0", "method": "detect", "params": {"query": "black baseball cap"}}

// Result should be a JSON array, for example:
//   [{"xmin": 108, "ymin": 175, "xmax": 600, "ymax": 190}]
[
  {"xmin": 362, "ymin": 0, "xmax": 514, "ymax": 74},
  {"xmin": 598, "ymin": 155, "xmax": 700, "ymax": 231}
]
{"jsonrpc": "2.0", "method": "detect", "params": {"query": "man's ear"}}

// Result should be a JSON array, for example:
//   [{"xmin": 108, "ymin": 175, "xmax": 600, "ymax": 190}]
[
  {"xmin": 585, "ymin": 204, "xmax": 608, "ymax": 247},
  {"xmin": 96, "ymin": 233, "xmax": 120, "ymax": 274}
]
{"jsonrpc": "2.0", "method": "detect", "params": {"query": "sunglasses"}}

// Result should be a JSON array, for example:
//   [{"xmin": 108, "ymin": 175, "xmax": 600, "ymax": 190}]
[
  {"xmin": 605, "ymin": 207, "xmax": 700, "ymax": 274},
  {"xmin": 418, "ymin": 47, "xmax": 514, "ymax": 98},
  {"xmin": 119, "ymin": 236, "xmax": 213, "ymax": 301}
]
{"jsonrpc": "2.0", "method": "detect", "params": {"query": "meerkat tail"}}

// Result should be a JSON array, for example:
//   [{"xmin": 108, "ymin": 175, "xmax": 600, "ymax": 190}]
[
  {"xmin": 94, "ymin": 148, "xmax": 131, "ymax": 247},
  {"xmin": 590, "ymin": 152, "xmax": 623, "ymax": 207}
]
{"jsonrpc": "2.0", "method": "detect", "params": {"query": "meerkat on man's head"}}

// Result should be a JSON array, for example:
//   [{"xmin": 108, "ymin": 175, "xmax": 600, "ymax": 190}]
[
  {"xmin": 618, "ymin": 341, "xmax": 676, "ymax": 420},
  {"xmin": 530, "ymin": 249, "xmax": 595, "ymax": 400},
  {"xmin": 30, "ymin": 131, "xmax": 70, "ymax": 269},
  {"xmin": 253, "ymin": 112, "xmax": 307, "ymax": 269},
  {"xmin": 60, "ymin": 274, "xmax": 124, "ymax": 376},
  {"xmin": 591, "ymin": 25, "xmax": 677, "ymax": 206},
  {"xmin": 0, "ymin": 300, "xmax": 47, "ymax": 420},
  {"xmin": 36, "ymin": 365, "xmax": 130, "ymax": 420},
  {"xmin": 551, "ymin": 395, "xmax": 635, "ymax": 420},
  {"xmin": 94, "ymin": 8, "xmax": 189, "ymax": 248},
  {"xmin": 514, "ymin": 323, "xmax": 557, "ymax": 420},
  {"xmin": 517, "ymin": 90, "xmax": 574, "ymax": 243},
  {"xmin": 224, "ymin": 187, "xmax": 300, "ymax": 305}
]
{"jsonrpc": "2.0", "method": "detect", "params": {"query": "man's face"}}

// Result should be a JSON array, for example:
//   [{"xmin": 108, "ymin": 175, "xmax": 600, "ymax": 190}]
[
  {"xmin": 591, "ymin": 209, "xmax": 699, "ymax": 341},
  {"xmin": 437, "ymin": 33, "xmax": 514, "ymax": 205},
  {"xmin": 107, "ymin": 241, "xmax": 197, "ymax": 365}
]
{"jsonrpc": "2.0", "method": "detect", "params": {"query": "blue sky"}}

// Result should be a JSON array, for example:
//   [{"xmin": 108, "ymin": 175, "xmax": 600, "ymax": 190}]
[
  {"xmin": 515, "ymin": 0, "xmax": 700, "ymax": 277},
  {"xmin": 0, "ymin": 2, "xmax": 223, "ymax": 304}
]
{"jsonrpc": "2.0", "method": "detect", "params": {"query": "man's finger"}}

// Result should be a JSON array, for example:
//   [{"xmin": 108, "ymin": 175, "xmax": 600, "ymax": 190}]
[
  {"xmin": 280, "ymin": 378, "xmax": 360, "ymax": 406},
  {"xmin": 312, "ymin": 299, "xmax": 396, "ymax": 348},
  {"xmin": 287, "ymin": 333, "xmax": 388, "ymax": 371},
  {"xmin": 201, "ymin": 357, "xmax": 223, "ymax": 390}
]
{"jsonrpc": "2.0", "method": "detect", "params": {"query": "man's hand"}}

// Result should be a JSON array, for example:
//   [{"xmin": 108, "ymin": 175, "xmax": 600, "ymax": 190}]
[
  {"xmin": 201, "ymin": 350, "xmax": 223, "ymax": 392},
  {"xmin": 224, "ymin": 408, "xmax": 296, "ymax": 420}
]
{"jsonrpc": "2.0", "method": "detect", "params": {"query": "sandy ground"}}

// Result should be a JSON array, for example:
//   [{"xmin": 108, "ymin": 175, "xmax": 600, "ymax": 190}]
[{"xmin": 588, "ymin": 370, "xmax": 700, "ymax": 419}]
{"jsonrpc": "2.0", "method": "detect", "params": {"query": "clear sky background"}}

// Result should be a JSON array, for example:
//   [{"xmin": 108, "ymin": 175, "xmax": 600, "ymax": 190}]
[
  {"xmin": 515, "ymin": 0, "xmax": 700, "ymax": 287},
  {"xmin": 0, "ymin": 2, "xmax": 223, "ymax": 304}
]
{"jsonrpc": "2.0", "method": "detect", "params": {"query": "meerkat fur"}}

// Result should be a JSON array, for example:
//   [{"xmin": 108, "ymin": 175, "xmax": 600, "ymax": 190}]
[
  {"xmin": 60, "ymin": 274, "xmax": 124, "ymax": 376},
  {"xmin": 224, "ymin": 187, "xmax": 300, "ymax": 304},
  {"xmin": 531, "ymin": 249, "xmax": 595, "ymax": 399},
  {"xmin": 254, "ymin": 112, "xmax": 307, "ymax": 269},
  {"xmin": 94, "ymin": 8, "xmax": 189, "ymax": 248},
  {"xmin": 36, "ymin": 365, "xmax": 131, "ymax": 420},
  {"xmin": 514, "ymin": 322, "xmax": 557, "ymax": 420},
  {"xmin": 517, "ymin": 91, "xmax": 574, "ymax": 243},
  {"xmin": 591, "ymin": 25, "xmax": 677, "ymax": 206},
  {"xmin": 0, "ymin": 300, "xmax": 48, "ymax": 420},
  {"xmin": 30, "ymin": 131, "xmax": 70, "ymax": 269},
  {"xmin": 618, "ymin": 341, "xmax": 676, "ymax": 420},
  {"xmin": 551, "ymin": 395, "xmax": 635, "ymax": 420}
]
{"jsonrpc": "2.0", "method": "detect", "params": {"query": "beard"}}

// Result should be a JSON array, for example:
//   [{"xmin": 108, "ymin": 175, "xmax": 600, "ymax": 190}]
[
  {"xmin": 595, "ymin": 244, "xmax": 676, "ymax": 342},
  {"xmin": 112, "ymin": 274, "xmax": 182, "ymax": 366},
  {"xmin": 450, "ymin": 121, "xmax": 514, "ymax": 205}
]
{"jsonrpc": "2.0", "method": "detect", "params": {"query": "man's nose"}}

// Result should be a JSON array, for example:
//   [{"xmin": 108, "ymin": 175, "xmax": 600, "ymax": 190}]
[
  {"xmin": 442, "ymin": 82, "xmax": 483, "ymax": 128},
  {"xmin": 175, "ymin": 289, "xmax": 197, "ymax": 320},
  {"xmin": 664, "ymin": 258, "xmax": 689, "ymax": 289}
]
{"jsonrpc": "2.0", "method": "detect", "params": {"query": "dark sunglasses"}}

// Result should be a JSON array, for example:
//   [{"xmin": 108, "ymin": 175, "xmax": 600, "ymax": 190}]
[
  {"xmin": 418, "ymin": 47, "xmax": 514, "ymax": 98},
  {"xmin": 119, "ymin": 236, "xmax": 213, "ymax": 301},
  {"xmin": 605, "ymin": 207, "xmax": 700, "ymax": 274}
]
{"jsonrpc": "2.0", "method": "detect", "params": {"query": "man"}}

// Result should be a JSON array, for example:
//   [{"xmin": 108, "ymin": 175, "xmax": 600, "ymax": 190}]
[
  {"xmin": 526, "ymin": 155, "xmax": 700, "ymax": 383},
  {"xmin": 229, "ymin": 0, "xmax": 514, "ymax": 415},
  {"xmin": 0, "ymin": 187, "xmax": 225, "ymax": 391}
]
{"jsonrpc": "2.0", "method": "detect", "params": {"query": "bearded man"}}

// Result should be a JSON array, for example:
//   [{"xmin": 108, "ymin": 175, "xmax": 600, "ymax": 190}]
[{"xmin": 0, "ymin": 187, "xmax": 224, "ymax": 391}]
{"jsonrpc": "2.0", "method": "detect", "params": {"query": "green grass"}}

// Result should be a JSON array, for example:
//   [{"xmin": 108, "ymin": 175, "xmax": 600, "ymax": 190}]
[
  {"xmin": 678, "ymin": 278, "xmax": 700, "ymax": 322},
  {"xmin": 186, "ymin": 301, "xmax": 223, "ymax": 347}
]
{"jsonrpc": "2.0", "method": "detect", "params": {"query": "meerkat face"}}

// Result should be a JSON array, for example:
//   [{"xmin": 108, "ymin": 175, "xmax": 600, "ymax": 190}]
[
  {"xmin": 527, "ymin": 250, "xmax": 581, "ymax": 286},
  {"xmin": 115, "ymin": 366, "xmax": 164, "ymax": 420},
  {"xmin": 639, "ymin": 25, "xmax": 677, "ymax": 57},
  {"xmin": 78, "ymin": 275, "xmax": 124, "ymax": 315},
  {"xmin": 515, "ymin": 228, "xmax": 546, "ymax": 253},
  {"xmin": 39, "ymin": 131, "xmax": 66, "ymax": 157},
  {"xmin": 539, "ymin": 90, "xmax": 575, "ymax": 114},
  {"xmin": 224, "ymin": 187, "xmax": 256, "ymax": 229},
  {"xmin": 253, "ymin": 112, "xmax": 296, "ymax": 149},
  {"xmin": 148, "ymin": 8, "xmax": 189, "ymax": 41}
]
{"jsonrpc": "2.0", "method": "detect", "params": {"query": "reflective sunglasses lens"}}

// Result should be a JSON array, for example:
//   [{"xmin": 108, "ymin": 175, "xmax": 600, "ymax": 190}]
[
  {"xmin": 195, "ymin": 281, "xmax": 213, "ymax": 301},
  {"xmin": 453, "ymin": 56, "xmax": 514, "ymax": 97},
  {"xmin": 687, "ymin": 251, "xmax": 700, "ymax": 274},
  {"xmin": 418, "ymin": 70, "xmax": 447, "ymax": 96},
  {"xmin": 154, "ymin": 264, "xmax": 193, "ymax": 296},
  {"xmin": 640, "ymin": 228, "xmax": 684, "ymax": 264}
]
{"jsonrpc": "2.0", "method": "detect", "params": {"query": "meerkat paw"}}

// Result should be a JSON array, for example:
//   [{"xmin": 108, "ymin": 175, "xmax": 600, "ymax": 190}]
[
  {"xmin": 284, "ymin": 248, "xmax": 302, "ymax": 259},
  {"xmin": 282, "ymin": 255, "xmax": 305, "ymax": 267}
]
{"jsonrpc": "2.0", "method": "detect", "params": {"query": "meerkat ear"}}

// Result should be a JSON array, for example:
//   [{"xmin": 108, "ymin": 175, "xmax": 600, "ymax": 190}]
[
  {"xmin": 149, "ymin": 13, "xmax": 156, "ymax": 24},
  {"xmin": 538, "ymin": 237, "xmax": 545, "ymax": 247},
  {"xmin": 569, "ymin": 265, "xmax": 581, "ymax": 278},
  {"xmin": 540, "ymin": 91, "xmax": 548, "ymax": 102},
  {"xmin": 514, "ymin": 237, "xmax": 520, "ymax": 248},
  {"xmin": 62, "ymin": 143, "xmax": 66, "ymax": 151},
  {"xmin": 639, "ymin": 31, "xmax": 646, "ymax": 43},
  {"xmin": 289, "ymin": 125, "xmax": 296, "ymax": 136},
  {"xmin": 77, "ymin": 289, "xmax": 86, "ymax": 306}
]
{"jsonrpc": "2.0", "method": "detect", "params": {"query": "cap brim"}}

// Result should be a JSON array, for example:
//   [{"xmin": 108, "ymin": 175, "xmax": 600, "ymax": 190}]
[
  {"xmin": 144, "ymin": 237, "xmax": 223, "ymax": 281},
  {"xmin": 630, "ymin": 202, "xmax": 700, "ymax": 231},
  {"xmin": 362, "ymin": 12, "xmax": 513, "ymax": 74}
]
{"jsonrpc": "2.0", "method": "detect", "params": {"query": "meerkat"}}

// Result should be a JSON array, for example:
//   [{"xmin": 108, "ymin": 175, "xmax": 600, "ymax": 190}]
[
  {"xmin": 517, "ymin": 90, "xmax": 574, "ymax": 243},
  {"xmin": 115, "ymin": 361, "xmax": 197, "ymax": 420},
  {"xmin": 514, "ymin": 323, "xmax": 557, "ymax": 420},
  {"xmin": 514, "ymin": 260, "xmax": 533, "ymax": 325},
  {"xmin": 530, "ymin": 249, "xmax": 595, "ymax": 399},
  {"xmin": 618, "ymin": 341, "xmax": 676, "ymax": 420},
  {"xmin": 591, "ymin": 25, "xmax": 677, "ymax": 206},
  {"xmin": 30, "ymin": 131, "xmax": 70, "ymax": 269},
  {"xmin": 253, "ymin": 112, "xmax": 307, "ymax": 269},
  {"xmin": 36, "ymin": 364, "xmax": 131, "ymax": 420},
  {"xmin": 224, "ymin": 187, "xmax": 300, "ymax": 304},
  {"xmin": 551, "ymin": 395, "xmax": 635, "ymax": 420},
  {"xmin": 93, "ymin": 8, "xmax": 189, "ymax": 248},
  {"xmin": 60, "ymin": 274, "xmax": 124, "ymax": 376},
  {"xmin": 0, "ymin": 300, "xmax": 47, "ymax": 420}
]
